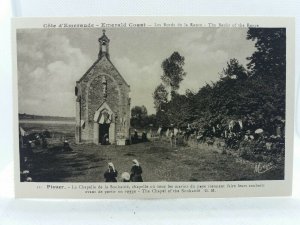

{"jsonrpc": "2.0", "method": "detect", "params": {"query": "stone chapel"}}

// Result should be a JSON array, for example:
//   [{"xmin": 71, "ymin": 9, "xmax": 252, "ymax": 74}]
[{"xmin": 75, "ymin": 30, "xmax": 131, "ymax": 145}]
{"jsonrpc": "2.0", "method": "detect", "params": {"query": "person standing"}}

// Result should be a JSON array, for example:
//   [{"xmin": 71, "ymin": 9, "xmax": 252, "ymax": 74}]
[
  {"xmin": 141, "ymin": 131, "xmax": 147, "ymax": 142},
  {"xmin": 170, "ymin": 130, "xmax": 175, "ymax": 147},
  {"xmin": 62, "ymin": 140, "xmax": 72, "ymax": 152},
  {"xmin": 102, "ymin": 133, "xmax": 109, "ymax": 145},
  {"xmin": 130, "ymin": 159, "xmax": 143, "ymax": 182},
  {"xmin": 104, "ymin": 162, "xmax": 118, "ymax": 182}
]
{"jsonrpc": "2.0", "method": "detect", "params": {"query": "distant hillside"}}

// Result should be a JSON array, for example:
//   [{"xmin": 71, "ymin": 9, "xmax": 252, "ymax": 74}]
[{"xmin": 19, "ymin": 113, "xmax": 75, "ymax": 121}]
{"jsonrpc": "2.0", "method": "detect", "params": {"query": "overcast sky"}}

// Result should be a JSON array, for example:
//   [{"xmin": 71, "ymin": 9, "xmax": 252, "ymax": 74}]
[{"xmin": 17, "ymin": 27, "xmax": 255, "ymax": 117}]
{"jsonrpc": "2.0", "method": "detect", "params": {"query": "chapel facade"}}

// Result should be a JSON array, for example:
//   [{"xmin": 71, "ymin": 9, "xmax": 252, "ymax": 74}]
[{"xmin": 75, "ymin": 30, "xmax": 131, "ymax": 145}]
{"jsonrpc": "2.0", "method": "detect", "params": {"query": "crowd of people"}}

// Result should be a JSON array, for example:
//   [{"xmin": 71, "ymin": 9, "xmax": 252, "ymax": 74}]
[
  {"xmin": 19, "ymin": 128, "xmax": 50, "ymax": 182},
  {"xmin": 156, "ymin": 115, "xmax": 285, "ymax": 156},
  {"xmin": 19, "ymin": 113, "xmax": 284, "ymax": 183},
  {"xmin": 103, "ymin": 159, "xmax": 143, "ymax": 182},
  {"xmin": 131, "ymin": 129, "xmax": 148, "ymax": 144}
]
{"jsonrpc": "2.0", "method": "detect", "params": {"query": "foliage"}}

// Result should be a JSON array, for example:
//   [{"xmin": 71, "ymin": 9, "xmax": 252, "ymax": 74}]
[
  {"xmin": 130, "ymin": 105, "xmax": 148, "ymax": 128},
  {"xmin": 246, "ymin": 28, "xmax": 286, "ymax": 79},
  {"xmin": 155, "ymin": 110, "xmax": 170, "ymax": 128},
  {"xmin": 131, "ymin": 105, "xmax": 148, "ymax": 119},
  {"xmin": 153, "ymin": 28, "xmax": 286, "ymax": 144},
  {"xmin": 130, "ymin": 106, "xmax": 158, "ymax": 128},
  {"xmin": 161, "ymin": 52, "xmax": 186, "ymax": 96},
  {"xmin": 220, "ymin": 58, "xmax": 248, "ymax": 80},
  {"xmin": 153, "ymin": 83, "xmax": 169, "ymax": 111}
]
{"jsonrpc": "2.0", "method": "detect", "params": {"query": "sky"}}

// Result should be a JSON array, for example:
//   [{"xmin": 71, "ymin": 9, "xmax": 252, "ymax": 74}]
[{"xmin": 17, "ymin": 27, "xmax": 256, "ymax": 117}]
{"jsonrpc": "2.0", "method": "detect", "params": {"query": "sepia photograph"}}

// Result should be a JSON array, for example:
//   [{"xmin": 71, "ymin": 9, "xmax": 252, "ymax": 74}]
[{"xmin": 17, "ymin": 26, "xmax": 286, "ymax": 183}]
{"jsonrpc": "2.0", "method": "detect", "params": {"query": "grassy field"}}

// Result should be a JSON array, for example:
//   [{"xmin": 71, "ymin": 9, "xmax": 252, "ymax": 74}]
[{"xmin": 19, "ymin": 121, "xmax": 284, "ymax": 182}]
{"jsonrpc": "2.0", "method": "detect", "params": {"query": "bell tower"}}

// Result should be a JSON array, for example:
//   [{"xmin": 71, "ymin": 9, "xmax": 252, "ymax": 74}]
[{"xmin": 98, "ymin": 29, "xmax": 110, "ymax": 59}]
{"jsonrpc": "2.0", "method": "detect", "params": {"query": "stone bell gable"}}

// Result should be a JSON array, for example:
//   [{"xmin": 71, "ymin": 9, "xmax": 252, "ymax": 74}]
[{"xmin": 75, "ymin": 30, "xmax": 131, "ymax": 145}]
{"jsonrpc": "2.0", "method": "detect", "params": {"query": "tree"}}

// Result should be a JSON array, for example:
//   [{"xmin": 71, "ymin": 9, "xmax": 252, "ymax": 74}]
[
  {"xmin": 130, "ymin": 106, "xmax": 148, "ymax": 128},
  {"xmin": 147, "ymin": 114, "xmax": 157, "ymax": 128},
  {"xmin": 247, "ymin": 28, "xmax": 286, "ymax": 119},
  {"xmin": 246, "ymin": 28, "xmax": 286, "ymax": 79},
  {"xmin": 220, "ymin": 58, "xmax": 248, "ymax": 80},
  {"xmin": 131, "ymin": 105, "xmax": 148, "ymax": 119},
  {"xmin": 161, "ymin": 52, "xmax": 186, "ymax": 96},
  {"xmin": 166, "ymin": 93, "xmax": 196, "ymax": 127},
  {"xmin": 153, "ymin": 84, "xmax": 169, "ymax": 111},
  {"xmin": 156, "ymin": 110, "xmax": 170, "ymax": 127}
]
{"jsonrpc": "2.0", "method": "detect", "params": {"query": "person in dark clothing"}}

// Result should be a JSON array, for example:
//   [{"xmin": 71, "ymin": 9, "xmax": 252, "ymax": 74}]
[
  {"xmin": 62, "ymin": 140, "xmax": 72, "ymax": 152},
  {"xmin": 141, "ymin": 131, "xmax": 147, "ymax": 142},
  {"xmin": 130, "ymin": 159, "xmax": 143, "ymax": 182},
  {"xmin": 102, "ymin": 133, "xmax": 109, "ymax": 145},
  {"xmin": 104, "ymin": 162, "xmax": 118, "ymax": 182},
  {"xmin": 41, "ymin": 136, "xmax": 48, "ymax": 148},
  {"xmin": 131, "ymin": 129, "xmax": 139, "ymax": 144},
  {"xmin": 26, "ymin": 141, "xmax": 34, "ymax": 156}
]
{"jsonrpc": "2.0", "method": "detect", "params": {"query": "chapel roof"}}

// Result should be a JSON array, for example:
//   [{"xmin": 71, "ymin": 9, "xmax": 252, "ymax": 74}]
[{"xmin": 77, "ymin": 31, "xmax": 129, "ymax": 87}]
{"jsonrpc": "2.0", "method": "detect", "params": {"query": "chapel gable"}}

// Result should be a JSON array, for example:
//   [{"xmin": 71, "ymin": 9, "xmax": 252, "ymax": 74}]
[{"xmin": 75, "ymin": 30, "xmax": 130, "ymax": 145}]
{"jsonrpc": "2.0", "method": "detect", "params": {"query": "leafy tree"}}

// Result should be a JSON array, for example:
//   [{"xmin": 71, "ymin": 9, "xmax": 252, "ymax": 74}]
[
  {"xmin": 247, "ymin": 28, "xmax": 286, "ymax": 119},
  {"xmin": 131, "ymin": 105, "xmax": 148, "ymax": 119},
  {"xmin": 166, "ymin": 93, "xmax": 196, "ymax": 127},
  {"xmin": 156, "ymin": 110, "xmax": 170, "ymax": 127},
  {"xmin": 147, "ymin": 114, "xmax": 157, "ymax": 127},
  {"xmin": 246, "ymin": 28, "xmax": 286, "ymax": 79},
  {"xmin": 153, "ymin": 84, "xmax": 169, "ymax": 111},
  {"xmin": 152, "ymin": 27, "xmax": 286, "ymax": 143},
  {"xmin": 185, "ymin": 89, "xmax": 196, "ymax": 98},
  {"xmin": 130, "ymin": 105, "xmax": 148, "ymax": 128},
  {"xmin": 220, "ymin": 58, "xmax": 248, "ymax": 80},
  {"xmin": 161, "ymin": 52, "xmax": 186, "ymax": 96}
]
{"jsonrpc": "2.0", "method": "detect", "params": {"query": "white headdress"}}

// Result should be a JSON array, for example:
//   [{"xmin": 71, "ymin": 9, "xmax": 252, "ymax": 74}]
[
  {"xmin": 132, "ymin": 159, "xmax": 139, "ymax": 167},
  {"xmin": 108, "ymin": 162, "xmax": 115, "ymax": 172}
]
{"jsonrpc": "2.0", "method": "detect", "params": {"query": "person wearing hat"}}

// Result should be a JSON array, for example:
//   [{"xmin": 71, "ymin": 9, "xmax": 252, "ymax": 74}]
[
  {"xmin": 130, "ymin": 159, "xmax": 143, "ymax": 182},
  {"xmin": 104, "ymin": 162, "xmax": 118, "ymax": 182}
]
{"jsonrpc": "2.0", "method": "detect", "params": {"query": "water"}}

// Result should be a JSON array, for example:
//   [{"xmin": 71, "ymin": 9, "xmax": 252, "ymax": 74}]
[{"xmin": 19, "ymin": 120, "xmax": 75, "ymax": 125}]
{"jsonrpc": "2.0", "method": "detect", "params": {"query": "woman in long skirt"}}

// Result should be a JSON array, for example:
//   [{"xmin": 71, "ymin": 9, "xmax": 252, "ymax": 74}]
[
  {"xmin": 104, "ymin": 162, "xmax": 118, "ymax": 182},
  {"xmin": 130, "ymin": 159, "xmax": 143, "ymax": 182}
]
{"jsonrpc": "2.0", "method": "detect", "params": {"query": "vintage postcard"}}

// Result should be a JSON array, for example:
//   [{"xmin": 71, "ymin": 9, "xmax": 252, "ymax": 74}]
[{"xmin": 12, "ymin": 16, "xmax": 294, "ymax": 198}]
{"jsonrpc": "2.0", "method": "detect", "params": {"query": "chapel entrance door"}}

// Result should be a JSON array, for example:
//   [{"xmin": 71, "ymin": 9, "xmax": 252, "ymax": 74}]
[
  {"xmin": 99, "ymin": 123, "xmax": 110, "ymax": 145},
  {"xmin": 93, "ymin": 102, "xmax": 115, "ymax": 145}
]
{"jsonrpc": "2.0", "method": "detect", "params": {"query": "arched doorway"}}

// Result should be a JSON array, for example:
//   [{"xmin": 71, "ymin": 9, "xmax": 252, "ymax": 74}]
[
  {"xmin": 99, "ymin": 123, "xmax": 110, "ymax": 144},
  {"xmin": 93, "ymin": 102, "xmax": 115, "ymax": 144}
]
